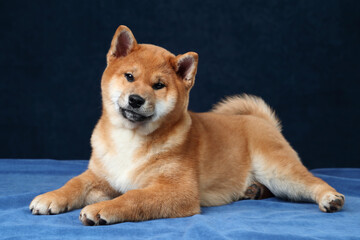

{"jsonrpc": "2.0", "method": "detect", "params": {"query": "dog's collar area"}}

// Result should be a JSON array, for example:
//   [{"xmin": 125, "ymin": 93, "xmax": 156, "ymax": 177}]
[{"xmin": 121, "ymin": 108, "xmax": 152, "ymax": 122}]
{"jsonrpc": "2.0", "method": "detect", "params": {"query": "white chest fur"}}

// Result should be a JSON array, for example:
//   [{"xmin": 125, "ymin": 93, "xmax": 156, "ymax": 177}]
[{"xmin": 91, "ymin": 127, "xmax": 147, "ymax": 193}]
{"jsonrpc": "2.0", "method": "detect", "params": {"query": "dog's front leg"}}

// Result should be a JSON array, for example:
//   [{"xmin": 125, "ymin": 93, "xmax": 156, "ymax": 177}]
[
  {"xmin": 30, "ymin": 169, "xmax": 114, "ymax": 215},
  {"xmin": 79, "ymin": 176, "xmax": 200, "ymax": 226}
]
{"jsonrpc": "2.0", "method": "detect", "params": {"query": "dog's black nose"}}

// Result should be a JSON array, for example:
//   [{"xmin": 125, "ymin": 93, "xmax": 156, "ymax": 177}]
[{"xmin": 129, "ymin": 94, "xmax": 145, "ymax": 108}]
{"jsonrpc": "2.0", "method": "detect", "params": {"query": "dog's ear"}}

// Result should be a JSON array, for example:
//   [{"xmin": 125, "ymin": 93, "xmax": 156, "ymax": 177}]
[
  {"xmin": 107, "ymin": 25, "xmax": 138, "ymax": 63},
  {"xmin": 173, "ymin": 52, "xmax": 198, "ymax": 89}
]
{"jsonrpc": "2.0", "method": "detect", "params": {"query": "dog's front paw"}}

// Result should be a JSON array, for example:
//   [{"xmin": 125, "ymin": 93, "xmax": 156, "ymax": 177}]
[
  {"xmin": 29, "ymin": 191, "xmax": 71, "ymax": 215},
  {"xmin": 319, "ymin": 192, "xmax": 345, "ymax": 213},
  {"xmin": 79, "ymin": 201, "xmax": 121, "ymax": 226}
]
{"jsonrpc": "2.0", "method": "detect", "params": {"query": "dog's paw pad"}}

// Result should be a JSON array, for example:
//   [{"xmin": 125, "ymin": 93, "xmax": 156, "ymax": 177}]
[
  {"xmin": 320, "ymin": 192, "xmax": 345, "ymax": 213},
  {"xmin": 242, "ymin": 182, "xmax": 273, "ymax": 200},
  {"xmin": 325, "ymin": 198, "xmax": 343, "ymax": 212},
  {"xmin": 244, "ymin": 184, "xmax": 262, "ymax": 200},
  {"xmin": 99, "ymin": 218, "xmax": 107, "ymax": 225},
  {"xmin": 336, "ymin": 195, "xmax": 345, "ymax": 201},
  {"xmin": 79, "ymin": 213, "xmax": 95, "ymax": 226},
  {"xmin": 80, "ymin": 204, "xmax": 113, "ymax": 226},
  {"xmin": 80, "ymin": 208, "xmax": 100, "ymax": 226},
  {"xmin": 86, "ymin": 218, "xmax": 95, "ymax": 226}
]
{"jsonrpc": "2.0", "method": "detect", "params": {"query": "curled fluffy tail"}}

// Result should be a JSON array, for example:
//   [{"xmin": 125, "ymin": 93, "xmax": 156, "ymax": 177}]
[{"xmin": 212, "ymin": 94, "xmax": 281, "ymax": 131}]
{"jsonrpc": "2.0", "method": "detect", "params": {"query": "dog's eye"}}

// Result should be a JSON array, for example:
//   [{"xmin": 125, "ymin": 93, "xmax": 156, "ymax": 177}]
[
  {"xmin": 124, "ymin": 73, "xmax": 134, "ymax": 82},
  {"xmin": 153, "ymin": 82, "xmax": 166, "ymax": 90}
]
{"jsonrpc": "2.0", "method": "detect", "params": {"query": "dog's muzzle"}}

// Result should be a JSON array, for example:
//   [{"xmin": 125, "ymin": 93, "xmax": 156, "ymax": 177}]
[{"xmin": 121, "ymin": 108, "xmax": 152, "ymax": 122}]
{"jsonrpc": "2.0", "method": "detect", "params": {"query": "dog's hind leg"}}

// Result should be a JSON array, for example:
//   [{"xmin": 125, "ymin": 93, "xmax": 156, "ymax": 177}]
[
  {"xmin": 251, "ymin": 139, "xmax": 344, "ymax": 213},
  {"xmin": 245, "ymin": 116, "xmax": 345, "ymax": 212}
]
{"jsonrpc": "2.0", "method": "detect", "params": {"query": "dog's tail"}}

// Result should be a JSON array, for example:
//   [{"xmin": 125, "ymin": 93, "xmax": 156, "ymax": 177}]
[{"xmin": 212, "ymin": 94, "xmax": 282, "ymax": 131}]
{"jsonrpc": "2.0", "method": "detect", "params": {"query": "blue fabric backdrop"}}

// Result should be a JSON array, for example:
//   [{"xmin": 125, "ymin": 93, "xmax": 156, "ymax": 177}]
[{"xmin": 1, "ymin": 159, "xmax": 359, "ymax": 239}]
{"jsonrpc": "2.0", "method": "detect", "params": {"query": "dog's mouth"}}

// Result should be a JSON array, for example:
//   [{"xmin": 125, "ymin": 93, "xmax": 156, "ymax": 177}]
[{"xmin": 121, "ymin": 108, "xmax": 153, "ymax": 123}]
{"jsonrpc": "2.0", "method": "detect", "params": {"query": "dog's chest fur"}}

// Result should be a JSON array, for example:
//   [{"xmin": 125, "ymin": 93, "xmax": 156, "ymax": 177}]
[{"xmin": 92, "ymin": 128, "xmax": 148, "ymax": 193}]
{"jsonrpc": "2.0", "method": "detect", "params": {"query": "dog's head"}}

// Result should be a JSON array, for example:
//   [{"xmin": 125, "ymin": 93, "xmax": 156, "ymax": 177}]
[{"xmin": 101, "ymin": 25, "xmax": 198, "ymax": 134}]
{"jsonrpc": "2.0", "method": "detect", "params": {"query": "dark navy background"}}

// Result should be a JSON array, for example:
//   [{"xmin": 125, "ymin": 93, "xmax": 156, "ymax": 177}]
[{"xmin": 1, "ymin": 0, "xmax": 359, "ymax": 169}]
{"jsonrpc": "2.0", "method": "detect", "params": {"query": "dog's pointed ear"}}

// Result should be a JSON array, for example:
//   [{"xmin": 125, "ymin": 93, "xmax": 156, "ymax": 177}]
[
  {"xmin": 107, "ymin": 25, "xmax": 138, "ymax": 63},
  {"xmin": 172, "ymin": 52, "xmax": 199, "ymax": 89}
]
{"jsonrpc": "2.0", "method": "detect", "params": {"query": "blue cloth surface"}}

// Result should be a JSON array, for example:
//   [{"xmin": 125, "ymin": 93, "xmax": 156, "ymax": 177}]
[{"xmin": 0, "ymin": 159, "xmax": 359, "ymax": 240}]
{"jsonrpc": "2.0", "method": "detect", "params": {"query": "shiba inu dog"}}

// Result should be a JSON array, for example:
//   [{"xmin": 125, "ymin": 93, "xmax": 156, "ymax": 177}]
[{"xmin": 30, "ymin": 25, "xmax": 345, "ymax": 226}]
